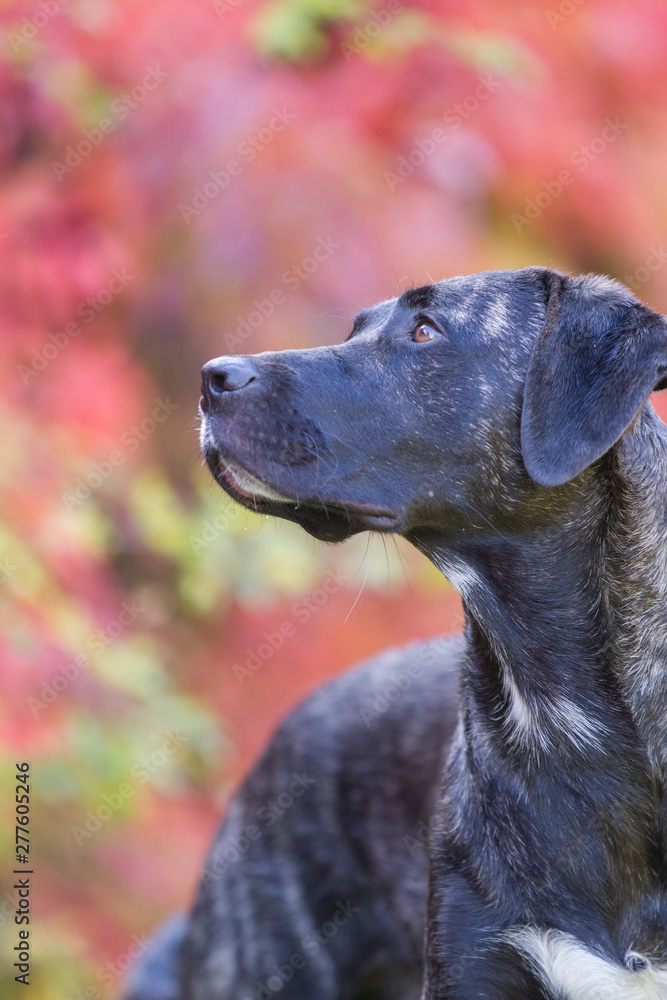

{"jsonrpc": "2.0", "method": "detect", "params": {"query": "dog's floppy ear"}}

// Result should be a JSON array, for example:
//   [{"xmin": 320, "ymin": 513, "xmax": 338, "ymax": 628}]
[{"xmin": 521, "ymin": 272, "xmax": 667, "ymax": 487}]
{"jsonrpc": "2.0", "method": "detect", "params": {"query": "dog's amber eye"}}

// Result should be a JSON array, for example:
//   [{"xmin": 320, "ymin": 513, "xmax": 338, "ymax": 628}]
[{"xmin": 412, "ymin": 323, "xmax": 440, "ymax": 343}]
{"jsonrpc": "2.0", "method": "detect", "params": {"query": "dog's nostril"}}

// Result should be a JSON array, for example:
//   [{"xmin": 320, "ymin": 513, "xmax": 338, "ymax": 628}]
[{"xmin": 209, "ymin": 371, "xmax": 230, "ymax": 394}]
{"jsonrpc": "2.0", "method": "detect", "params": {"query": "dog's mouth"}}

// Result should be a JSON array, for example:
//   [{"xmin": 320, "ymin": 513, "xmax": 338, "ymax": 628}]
[
  {"xmin": 207, "ymin": 449, "xmax": 402, "ymax": 542},
  {"xmin": 218, "ymin": 456, "xmax": 295, "ymax": 505}
]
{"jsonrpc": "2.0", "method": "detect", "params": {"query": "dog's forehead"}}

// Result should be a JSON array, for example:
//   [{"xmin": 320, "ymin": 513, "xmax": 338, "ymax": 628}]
[
  {"xmin": 404, "ymin": 271, "xmax": 544, "ymax": 342},
  {"xmin": 348, "ymin": 269, "xmax": 545, "ymax": 348}
]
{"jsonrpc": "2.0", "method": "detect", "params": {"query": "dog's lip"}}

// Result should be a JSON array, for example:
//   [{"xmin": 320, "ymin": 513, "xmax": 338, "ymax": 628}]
[
  {"xmin": 218, "ymin": 456, "xmax": 295, "ymax": 504},
  {"xmin": 214, "ymin": 454, "xmax": 402, "ymax": 531},
  {"xmin": 349, "ymin": 508, "xmax": 402, "ymax": 531}
]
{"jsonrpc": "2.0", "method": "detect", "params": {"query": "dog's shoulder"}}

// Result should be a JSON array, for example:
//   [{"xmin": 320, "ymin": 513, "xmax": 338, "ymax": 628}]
[{"xmin": 268, "ymin": 634, "xmax": 464, "ymax": 777}]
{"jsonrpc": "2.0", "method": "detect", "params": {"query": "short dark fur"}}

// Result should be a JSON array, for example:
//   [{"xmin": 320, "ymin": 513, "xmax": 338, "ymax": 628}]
[
  {"xmin": 134, "ymin": 268, "xmax": 667, "ymax": 998},
  {"xmin": 179, "ymin": 641, "xmax": 460, "ymax": 1000}
]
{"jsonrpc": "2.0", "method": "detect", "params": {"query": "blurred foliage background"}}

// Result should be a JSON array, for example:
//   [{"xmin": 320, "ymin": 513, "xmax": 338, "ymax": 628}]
[{"xmin": 2, "ymin": 0, "xmax": 667, "ymax": 996}]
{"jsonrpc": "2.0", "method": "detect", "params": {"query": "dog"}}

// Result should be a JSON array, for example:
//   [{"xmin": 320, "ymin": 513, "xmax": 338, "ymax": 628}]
[
  {"xmin": 123, "ymin": 637, "xmax": 458, "ymax": 1000},
  {"xmin": 178, "ymin": 638, "xmax": 459, "ymax": 1000},
  {"xmin": 133, "ymin": 267, "xmax": 667, "ymax": 999}
]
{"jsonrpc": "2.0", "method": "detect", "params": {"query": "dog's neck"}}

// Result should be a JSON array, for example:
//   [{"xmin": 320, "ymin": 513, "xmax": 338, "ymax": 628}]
[
  {"xmin": 604, "ymin": 405, "xmax": 667, "ymax": 766},
  {"xmin": 411, "ymin": 404, "xmax": 667, "ymax": 766}
]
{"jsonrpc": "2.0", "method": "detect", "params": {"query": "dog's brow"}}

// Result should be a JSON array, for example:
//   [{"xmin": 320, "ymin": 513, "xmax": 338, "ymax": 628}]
[
  {"xmin": 399, "ymin": 285, "xmax": 437, "ymax": 311},
  {"xmin": 346, "ymin": 310, "xmax": 373, "ymax": 341}
]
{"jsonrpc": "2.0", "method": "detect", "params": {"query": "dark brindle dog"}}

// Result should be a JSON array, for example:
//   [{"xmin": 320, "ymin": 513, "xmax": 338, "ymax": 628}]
[
  {"xmin": 125, "ymin": 638, "xmax": 458, "ymax": 1000},
  {"xmin": 128, "ymin": 267, "xmax": 667, "ymax": 999}
]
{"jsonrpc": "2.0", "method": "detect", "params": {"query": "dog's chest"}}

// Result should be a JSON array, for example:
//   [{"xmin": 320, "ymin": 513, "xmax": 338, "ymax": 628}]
[{"xmin": 509, "ymin": 927, "xmax": 667, "ymax": 1000}]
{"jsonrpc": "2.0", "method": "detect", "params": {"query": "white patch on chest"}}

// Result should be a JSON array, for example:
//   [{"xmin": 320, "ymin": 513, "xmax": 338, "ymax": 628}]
[{"xmin": 507, "ymin": 926, "xmax": 667, "ymax": 1000}]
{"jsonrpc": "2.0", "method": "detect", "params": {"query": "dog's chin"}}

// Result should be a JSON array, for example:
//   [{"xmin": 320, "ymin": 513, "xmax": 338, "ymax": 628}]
[{"xmin": 205, "ymin": 448, "xmax": 402, "ymax": 543}]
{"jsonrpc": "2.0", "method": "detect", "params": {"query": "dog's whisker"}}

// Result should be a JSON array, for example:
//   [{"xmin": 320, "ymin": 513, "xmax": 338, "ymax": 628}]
[
  {"xmin": 344, "ymin": 556, "xmax": 371, "ymax": 624},
  {"xmin": 316, "ymin": 309, "xmax": 357, "ymax": 321},
  {"xmin": 317, "ymin": 494, "xmax": 331, "ymax": 521},
  {"xmin": 380, "ymin": 535, "xmax": 392, "ymax": 592},
  {"xmin": 460, "ymin": 499, "xmax": 512, "ymax": 543},
  {"xmin": 391, "ymin": 536, "xmax": 413, "ymax": 595}
]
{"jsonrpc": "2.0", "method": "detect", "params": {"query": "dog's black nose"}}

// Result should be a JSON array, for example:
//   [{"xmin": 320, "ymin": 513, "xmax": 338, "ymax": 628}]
[{"xmin": 200, "ymin": 357, "xmax": 258, "ymax": 411}]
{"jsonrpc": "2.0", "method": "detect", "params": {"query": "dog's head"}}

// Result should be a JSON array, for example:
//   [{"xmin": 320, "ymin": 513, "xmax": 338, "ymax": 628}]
[{"xmin": 199, "ymin": 268, "xmax": 667, "ymax": 543}]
